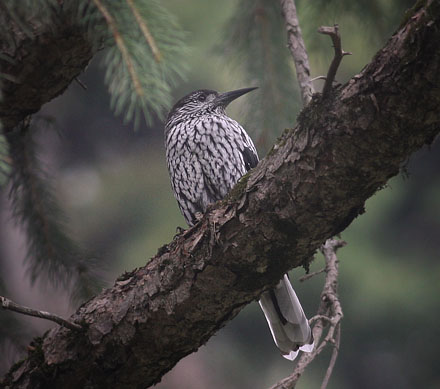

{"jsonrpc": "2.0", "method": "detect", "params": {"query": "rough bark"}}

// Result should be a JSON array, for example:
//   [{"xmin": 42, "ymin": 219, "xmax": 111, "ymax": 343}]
[
  {"xmin": 2, "ymin": 0, "xmax": 440, "ymax": 388},
  {"xmin": 0, "ymin": 2, "xmax": 94, "ymax": 132}
]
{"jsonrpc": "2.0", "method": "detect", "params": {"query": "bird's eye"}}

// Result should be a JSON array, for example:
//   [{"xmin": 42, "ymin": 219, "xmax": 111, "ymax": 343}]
[{"xmin": 198, "ymin": 94, "xmax": 206, "ymax": 102}]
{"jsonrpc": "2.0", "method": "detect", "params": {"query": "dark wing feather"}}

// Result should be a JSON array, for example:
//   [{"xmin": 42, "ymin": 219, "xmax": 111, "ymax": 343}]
[{"xmin": 242, "ymin": 146, "xmax": 259, "ymax": 171}]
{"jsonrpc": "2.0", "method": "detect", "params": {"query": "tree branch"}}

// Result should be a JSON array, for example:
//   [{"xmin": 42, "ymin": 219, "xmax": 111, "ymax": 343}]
[
  {"xmin": 2, "ymin": 1, "xmax": 440, "ymax": 388},
  {"xmin": 321, "ymin": 323, "xmax": 341, "ymax": 389},
  {"xmin": 280, "ymin": 0, "xmax": 314, "ymax": 105},
  {"xmin": 299, "ymin": 267, "xmax": 324, "ymax": 282},
  {"xmin": 0, "ymin": 2, "xmax": 94, "ymax": 132},
  {"xmin": 0, "ymin": 296, "xmax": 83, "ymax": 332},
  {"xmin": 270, "ymin": 239, "xmax": 345, "ymax": 389},
  {"xmin": 318, "ymin": 24, "xmax": 352, "ymax": 97}
]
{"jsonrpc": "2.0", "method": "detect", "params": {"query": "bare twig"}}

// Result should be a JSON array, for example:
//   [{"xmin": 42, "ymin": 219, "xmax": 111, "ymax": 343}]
[
  {"xmin": 126, "ymin": 0, "xmax": 162, "ymax": 62},
  {"xmin": 311, "ymin": 75, "xmax": 327, "ymax": 82},
  {"xmin": 318, "ymin": 24, "xmax": 352, "ymax": 97},
  {"xmin": 0, "ymin": 295, "xmax": 83, "ymax": 331},
  {"xmin": 74, "ymin": 77, "xmax": 88, "ymax": 90},
  {"xmin": 269, "ymin": 239, "xmax": 345, "ymax": 389},
  {"xmin": 279, "ymin": 0, "xmax": 314, "ymax": 105},
  {"xmin": 299, "ymin": 267, "xmax": 325, "ymax": 282},
  {"xmin": 321, "ymin": 323, "xmax": 341, "ymax": 389},
  {"xmin": 92, "ymin": 0, "xmax": 144, "ymax": 97},
  {"xmin": 309, "ymin": 314, "xmax": 332, "ymax": 323}
]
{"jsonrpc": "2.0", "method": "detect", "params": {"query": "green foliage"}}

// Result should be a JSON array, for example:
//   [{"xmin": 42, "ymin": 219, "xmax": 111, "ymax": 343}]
[
  {"xmin": 79, "ymin": 0, "xmax": 188, "ymax": 126},
  {"xmin": 2, "ymin": 0, "xmax": 437, "ymax": 385},
  {"xmin": 0, "ymin": 0, "xmax": 189, "ymax": 367},
  {"xmin": 0, "ymin": 0, "xmax": 188, "ymax": 127},
  {"xmin": 220, "ymin": 0, "xmax": 415, "ymax": 152},
  {"xmin": 222, "ymin": 0, "xmax": 301, "ymax": 149},
  {"xmin": 6, "ymin": 123, "xmax": 101, "ymax": 303},
  {"xmin": 0, "ymin": 134, "xmax": 11, "ymax": 187},
  {"xmin": 297, "ymin": 0, "xmax": 415, "ymax": 51}
]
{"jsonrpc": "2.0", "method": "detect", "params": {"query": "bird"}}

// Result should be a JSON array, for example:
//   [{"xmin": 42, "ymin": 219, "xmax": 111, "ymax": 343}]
[{"xmin": 164, "ymin": 87, "xmax": 314, "ymax": 360}]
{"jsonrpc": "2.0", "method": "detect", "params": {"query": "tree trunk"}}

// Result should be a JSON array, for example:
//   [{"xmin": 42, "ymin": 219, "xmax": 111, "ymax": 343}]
[{"xmin": 2, "ymin": 0, "xmax": 440, "ymax": 388}]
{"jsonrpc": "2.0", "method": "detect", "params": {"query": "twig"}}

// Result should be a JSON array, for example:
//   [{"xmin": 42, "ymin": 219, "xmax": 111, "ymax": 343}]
[
  {"xmin": 318, "ymin": 24, "xmax": 352, "ymax": 97},
  {"xmin": 279, "ymin": 0, "xmax": 314, "ymax": 105},
  {"xmin": 126, "ymin": 0, "xmax": 162, "ymax": 62},
  {"xmin": 0, "ymin": 295, "xmax": 83, "ymax": 331},
  {"xmin": 321, "ymin": 323, "xmax": 341, "ymax": 389},
  {"xmin": 309, "ymin": 314, "xmax": 332, "ymax": 323},
  {"xmin": 311, "ymin": 75, "xmax": 327, "ymax": 82},
  {"xmin": 269, "ymin": 239, "xmax": 345, "ymax": 389},
  {"xmin": 74, "ymin": 77, "xmax": 88, "ymax": 90},
  {"xmin": 299, "ymin": 267, "xmax": 325, "ymax": 282},
  {"xmin": 92, "ymin": 0, "xmax": 144, "ymax": 97}
]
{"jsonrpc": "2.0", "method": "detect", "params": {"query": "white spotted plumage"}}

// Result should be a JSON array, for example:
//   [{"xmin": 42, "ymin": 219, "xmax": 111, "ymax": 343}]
[
  {"xmin": 164, "ymin": 88, "xmax": 313, "ymax": 360},
  {"xmin": 165, "ymin": 90, "xmax": 257, "ymax": 226}
]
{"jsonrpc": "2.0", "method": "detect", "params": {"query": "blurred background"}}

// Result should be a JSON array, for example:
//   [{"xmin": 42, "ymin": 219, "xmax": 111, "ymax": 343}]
[{"xmin": 1, "ymin": 0, "xmax": 439, "ymax": 388}]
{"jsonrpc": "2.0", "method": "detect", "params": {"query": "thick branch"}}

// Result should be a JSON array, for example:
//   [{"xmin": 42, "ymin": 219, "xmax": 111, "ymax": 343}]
[
  {"xmin": 2, "ymin": 0, "xmax": 440, "ymax": 388},
  {"xmin": 0, "ymin": 2, "xmax": 94, "ymax": 132}
]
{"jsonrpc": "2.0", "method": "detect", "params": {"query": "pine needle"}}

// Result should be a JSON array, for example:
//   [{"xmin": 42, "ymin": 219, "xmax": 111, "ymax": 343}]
[
  {"xmin": 222, "ymin": 1, "xmax": 301, "ymax": 149},
  {"xmin": 6, "ymin": 122, "xmax": 102, "ymax": 303},
  {"xmin": 92, "ymin": 0, "xmax": 144, "ymax": 98},
  {"xmin": 126, "ymin": 0, "xmax": 162, "ymax": 63}
]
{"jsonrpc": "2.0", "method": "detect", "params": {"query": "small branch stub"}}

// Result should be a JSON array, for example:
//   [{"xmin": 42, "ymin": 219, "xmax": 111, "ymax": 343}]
[{"xmin": 318, "ymin": 24, "xmax": 352, "ymax": 97}]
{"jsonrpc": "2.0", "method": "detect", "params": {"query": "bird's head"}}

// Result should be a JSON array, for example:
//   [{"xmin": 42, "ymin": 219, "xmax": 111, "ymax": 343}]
[{"xmin": 166, "ymin": 87, "xmax": 257, "ymax": 127}]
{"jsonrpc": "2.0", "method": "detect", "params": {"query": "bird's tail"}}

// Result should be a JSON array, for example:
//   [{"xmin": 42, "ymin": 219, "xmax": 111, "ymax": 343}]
[{"xmin": 259, "ymin": 274, "xmax": 314, "ymax": 360}]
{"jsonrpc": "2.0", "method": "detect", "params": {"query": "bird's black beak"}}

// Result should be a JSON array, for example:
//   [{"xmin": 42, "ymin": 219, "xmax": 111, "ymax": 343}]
[{"xmin": 214, "ymin": 87, "xmax": 258, "ymax": 108}]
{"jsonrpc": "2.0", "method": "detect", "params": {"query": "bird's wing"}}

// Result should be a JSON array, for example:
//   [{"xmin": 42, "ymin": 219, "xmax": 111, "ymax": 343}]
[
  {"xmin": 195, "ymin": 116, "xmax": 258, "ymax": 203},
  {"xmin": 242, "ymin": 146, "xmax": 259, "ymax": 171}
]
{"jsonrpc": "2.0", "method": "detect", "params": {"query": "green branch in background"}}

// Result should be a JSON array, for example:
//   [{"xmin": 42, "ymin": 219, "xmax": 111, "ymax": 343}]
[
  {"xmin": 223, "ymin": 0, "xmax": 301, "ymax": 149},
  {"xmin": 5, "ymin": 122, "xmax": 102, "ymax": 304},
  {"xmin": 0, "ymin": 135, "xmax": 11, "ymax": 187},
  {"xmin": 81, "ymin": 0, "xmax": 188, "ymax": 127},
  {"xmin": 221, "ymin": 0, "xmax": 414, "ymax": 150},
  {"xmin": 92, "ymin": 0, "xmax": 145, "ymax": 100},
  {"xmin": 126, "ymin": 0, "xmax": 162, "ymax": 63}
]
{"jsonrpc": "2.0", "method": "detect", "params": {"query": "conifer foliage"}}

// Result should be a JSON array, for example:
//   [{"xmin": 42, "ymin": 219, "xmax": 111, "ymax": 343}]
[{"xmin": 0, "ymin": 0, "xmax": 188, "ymax": 366}]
